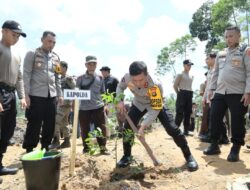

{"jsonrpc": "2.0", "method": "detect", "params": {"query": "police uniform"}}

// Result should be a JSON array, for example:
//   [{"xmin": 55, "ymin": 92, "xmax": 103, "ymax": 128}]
[
  {"xmin": 53, "ymin": 74, "xmax": 75, "ymax": 145},
  {"xmin": 23, "ymin": 47, "xmax": 62, "ymax": 151},
  {"xmin": 201, "ymin": 67, "xmax": 229, "ymax": 143},
  {"xmin": 173, "ymin": 64, "xmax": 194, "ymax": 134},
  {"xmin": 76, "ymin": 71, "xmax": 107, "ymax": 152},
  {"xmin": 116, "ymin": 73, "xmax": 198, "ymax": 171},
  {"xmin": 204, "ymin": 45, "xmax": 250, "ymax": 160},
  {"xmin": 0, "ymin": 20, "xmax": 26, "ymax": 175}
]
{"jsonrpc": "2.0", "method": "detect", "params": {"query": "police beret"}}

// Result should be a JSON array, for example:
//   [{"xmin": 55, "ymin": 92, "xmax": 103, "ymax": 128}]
[
  {"xmin": 2, "ymin": 20, "xmax": 26, "ymax": 37},
  {"xmin": 100, "ymin": 66, "xmax": 111, "ymax": 71}
]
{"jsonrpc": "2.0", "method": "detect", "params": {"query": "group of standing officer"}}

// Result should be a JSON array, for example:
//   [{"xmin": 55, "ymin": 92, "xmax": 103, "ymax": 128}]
[
  {"xmin": 173, "ymin": 25, "xmax": 250, "ymax": 163},
  {"xmin": 203, "ymin": 26, "xmax": 250, "ymax": 162}
]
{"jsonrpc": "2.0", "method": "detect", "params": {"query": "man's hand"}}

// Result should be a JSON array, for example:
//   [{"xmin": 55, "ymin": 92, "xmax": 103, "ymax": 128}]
[
  {"xmin": 241, "ymin": 93, "xmax": 250, "ymax": 106},
  {"xmin": 20, "ymin": 98, "xmax": 27, "ymax": 110},
  {"xmin": 208, "ymin": 90, "xmax": 214, "ymax": 101},
  {"xmin": 137, "ymin": 124, "xmax": 148, "ymax": 139},
  {"xmin": 104, "ymin": 105, "xmax": 109, "ymax": 116},
  {"xmin": 0, "ymin": 103, "xmax": 3, "ymax": 112},
  {"xmin": 116, "ymin": 101, "xmax": 125, "ymax": 115},
  {"xmin": 25, "ymin": 96, "xmax": 30, "ymax": 108}
]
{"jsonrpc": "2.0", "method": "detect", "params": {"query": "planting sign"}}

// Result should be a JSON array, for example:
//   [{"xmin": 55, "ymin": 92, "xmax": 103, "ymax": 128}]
[{"xmin": 64, "ymin": 89, "xmax": 91, "ymax": 100}]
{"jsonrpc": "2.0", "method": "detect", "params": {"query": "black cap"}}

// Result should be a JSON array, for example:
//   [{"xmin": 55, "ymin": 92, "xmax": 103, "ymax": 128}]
[
  {"xmin": 100, "ymin": 66, "xmax": 111, "ymax": 71},
  {"xmin": 2, "ymin": 20, "xmax": 26, "ymax": 37},
  {"xmin": 85, "ymin": 55, "xmax": 97, "ymax": 64},
  {"xmin": 209, "ymin": 52, "xmax": 217, "ymax": 58},
  {"xmin": 183, "ymin": 59, "xmax": 194, "ymax": 65}
]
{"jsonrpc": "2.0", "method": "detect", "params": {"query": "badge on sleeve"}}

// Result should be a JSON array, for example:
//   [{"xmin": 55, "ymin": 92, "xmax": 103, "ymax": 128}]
[{"xmin": 147, "ymin": 85, "xmax": 163, "ymax": 110}]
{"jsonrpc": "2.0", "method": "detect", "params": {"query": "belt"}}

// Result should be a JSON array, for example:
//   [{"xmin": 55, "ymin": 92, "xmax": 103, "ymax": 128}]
[{"xmin": 0, "ymin": 82, "xmax": 15, "ymax": 92}]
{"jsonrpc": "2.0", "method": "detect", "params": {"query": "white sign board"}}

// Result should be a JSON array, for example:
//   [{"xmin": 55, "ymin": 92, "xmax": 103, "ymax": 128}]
[{"xmin": 64, "ymin": 89, "xmax": 91, "ymax": 100}]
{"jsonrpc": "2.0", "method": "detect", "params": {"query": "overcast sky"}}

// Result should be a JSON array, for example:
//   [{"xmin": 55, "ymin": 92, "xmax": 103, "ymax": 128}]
[{"xmin": 0, "ymin": 0, "xmax": 209, "ymax": 96}]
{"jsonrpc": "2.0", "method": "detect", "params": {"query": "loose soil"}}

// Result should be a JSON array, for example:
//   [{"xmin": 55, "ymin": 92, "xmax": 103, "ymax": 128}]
[{"xmin": 1, "ymin": 120, "xmax": 250, "ymax": 190}]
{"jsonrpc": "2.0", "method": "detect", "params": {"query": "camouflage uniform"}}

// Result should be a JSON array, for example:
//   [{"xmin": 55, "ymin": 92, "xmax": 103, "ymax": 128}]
[{"xmin": 54, "ymin": 75, "xmax": 75, "ymax": 139}]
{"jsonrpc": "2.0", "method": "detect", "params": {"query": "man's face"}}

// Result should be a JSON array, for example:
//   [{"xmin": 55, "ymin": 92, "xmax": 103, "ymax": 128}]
[
  {"xmin": 184, "ymin": 64, "xmax": 191, "ymax": 71},
  {"xmin": 85, "ymin": 62, "xmax": 97, "ymax": 74},
  {"xmin": 225, "ymin": 29, "xmax": 240, "ymax": 48},
  {"xmin": 2, "ymin": 29, "xmax": 20, "ymax": 46},
  {"xmin": 41, "ymin": 34, "xmax": 56, "ymax": 52},
  {"xmin": 131, "ymin": 72, "xmax": 147, "ymax": 88},
  {"xmin": 206, "ymin": 56, "xmax": 215, "ymax": 67},
  {"xmin": 101, "ymin": 70, "xmax": 109, "ymax": 78},
  {"xmin": 60, "ymin": 65, "xmax": 67, "ymax": 75}
]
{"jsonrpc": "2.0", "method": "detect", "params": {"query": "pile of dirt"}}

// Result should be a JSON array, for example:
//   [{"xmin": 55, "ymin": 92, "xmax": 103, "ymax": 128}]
[{"xmin": 1, "ymin": 122, "xmax": 250, "ymax": 190}]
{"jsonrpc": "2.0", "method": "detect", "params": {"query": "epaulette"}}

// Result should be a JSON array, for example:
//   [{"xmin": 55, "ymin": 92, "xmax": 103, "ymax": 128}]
[
  {"xmin": 240, "ymin": 44, "xmax": 248, "ymax": 52},
  {"xmin": 51, "ymin": 51, "xmax": 60, "ymax": 61}
]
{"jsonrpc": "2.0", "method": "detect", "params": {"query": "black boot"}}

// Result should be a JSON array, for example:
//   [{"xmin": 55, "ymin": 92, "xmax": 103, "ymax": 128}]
[
  {"xmin": 227, "ymin": 144, "xmax": 241, "ymax": 162},
  {"xmin": 116, "ymin": 155, "xmax": 133, "ymax": 168},
  {"xmin": 203, "ymin": 143, "xmax": 221, "ymax": 155},
  {"xmin": 0, "ymin": 167, "xmax": 18, "ymax": 175},
  {"xmin": 181, "ymin": 146, "xmax": 198, "ymax": 171},
  {"xmin": 48, "ymin": 137, "xmax": 60, "ymax": 149},
  {"xmin": 0, "ymin": 155, "xmax": 18, "ymax": 175},
  {"xmin": 60, "ymin": 137, "xmax": 71, "ymax": 148},
  {"xmin": 219, "ymin": 135, "xmax": 230, "ymax": 145},
  {"xmin": 0, "ymin": 177, "xmax": 2, "ymax": 184}
]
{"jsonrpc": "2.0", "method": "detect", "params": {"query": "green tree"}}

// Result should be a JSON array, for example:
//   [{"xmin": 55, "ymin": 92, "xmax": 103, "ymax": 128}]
[
  {"xmin": 189, "ymin": 0, "xmax": 221, "ymax": 53},
  {"xmin": 156, "ymin": 34, "xmax": 197, "ymax": 76},
  {"xmin": 165, "ymin": 93, "xmax": 176, "ymax": 114},
  {"xmin": 189, "ymin": 0, "xmax": 250, "ymax": 52}
]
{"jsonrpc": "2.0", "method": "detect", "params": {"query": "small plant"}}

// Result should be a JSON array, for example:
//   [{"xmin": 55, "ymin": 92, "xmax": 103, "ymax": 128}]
[{"xmin": 85, "ymin": 127, "xmax": 104, "ymax": 155}]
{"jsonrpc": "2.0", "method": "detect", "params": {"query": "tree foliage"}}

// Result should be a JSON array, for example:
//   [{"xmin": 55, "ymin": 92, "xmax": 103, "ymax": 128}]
[
  {"xmin": 156, "ymin": 34, "xmax": 197, "ymax": 76},
  {"xmin": 189, "ymin": 0, "xmax": 250, "ymax": 53}
]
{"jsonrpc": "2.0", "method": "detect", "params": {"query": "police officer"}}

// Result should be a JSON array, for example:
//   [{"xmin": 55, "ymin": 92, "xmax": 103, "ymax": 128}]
[
  {"xmin": 23, "ymin": 31, "xmax": 63, "ymax": 153},
  {"xmin": 77, "ymin": 55, "xmax": 109, "ymax": 154},
  {"xmin": 49, "ymin": 61, "xmax": 76, "ymax": 149},
  {"xmin": 116, "ymin": 61, "xmax": 198, "ymax": 171},
  {"xmin": 200, "ymin": 53, "xmax": 229, "ymax": 144},
  {"xmin": 173, "ymin": 60, "xmax": 194, "ymax": 135},
  {"xmin": 203, "ymin": 26, "xmax": 250, "ymax": 162},
  {"xmin": 199, "ymin": 56, "xmax": 214, "ymax": 140},
  {"xmin": 0, "ymin": 20, "xmax": 27, "ymax": 178}
]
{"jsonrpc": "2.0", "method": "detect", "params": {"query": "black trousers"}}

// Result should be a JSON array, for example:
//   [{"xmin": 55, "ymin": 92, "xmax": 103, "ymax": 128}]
[
  {"xmin": 0, "ymin": 89, "xmax": 16, "ymax": 158},
  {"xmin": 123, "ymin": 104, "xmax": 189, "ymax": 157},
  {"xmin": 79, "ymin": 107, "xmax": 106, "ymax": 149},
  {"xmin": 175, "ymin": 90, "xmax": 193, "ymax": 132},
  {"xmin": 210, "ymin": 93, "xmax": 247, "ymax": 145},
  {"xmin": 23, "ymin": 96, "xmax": 57, "ymax": 150}
]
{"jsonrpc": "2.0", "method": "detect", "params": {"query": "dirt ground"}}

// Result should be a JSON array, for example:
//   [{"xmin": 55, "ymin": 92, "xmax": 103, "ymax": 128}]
[{"xmin": 1, "ymin": 120, "xmax": 250, "ymax": 190}]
